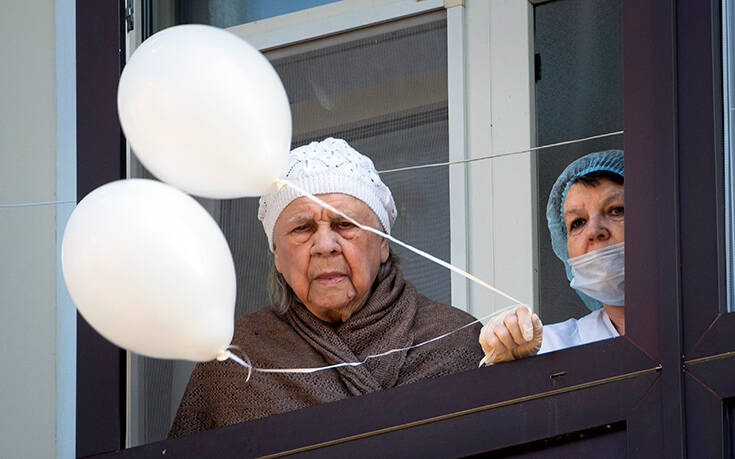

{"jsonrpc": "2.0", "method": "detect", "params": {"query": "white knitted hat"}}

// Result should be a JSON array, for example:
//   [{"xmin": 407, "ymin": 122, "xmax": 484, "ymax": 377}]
[{"xmin": 258, "ymin": 138, "xmax": 397, "ymax": 251}]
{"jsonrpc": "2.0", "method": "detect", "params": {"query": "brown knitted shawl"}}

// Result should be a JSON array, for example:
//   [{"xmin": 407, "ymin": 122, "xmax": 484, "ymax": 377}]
[{"xmin": 169, "ymin": 267, "xmax": 483, "ymax": 438}]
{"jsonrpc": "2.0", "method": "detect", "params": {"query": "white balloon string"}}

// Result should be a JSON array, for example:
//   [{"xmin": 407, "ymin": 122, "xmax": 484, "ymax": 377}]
[
  {"xmin": 376, "ymin": 130, "xmax": 624, "ymax": 174},
  {"xmin": 223, "ymin": 345, "xmax": 253, "ymax": 382},
  {"xmin": 221, "ymin": 177, "xmax": 528, "ymax": 377},
  {"xmin": 273, "ymin": 178, "xmax": 524, "ymax": 306},
  {"xmin": 222, "ymin": 304, "xmax": 520, "ymax": 376}
]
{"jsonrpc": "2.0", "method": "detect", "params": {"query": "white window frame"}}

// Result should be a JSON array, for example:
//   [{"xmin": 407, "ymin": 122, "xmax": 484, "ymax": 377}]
[{"xmin": 462, "ymin": 0, "xmax": 537, "ymax": 320}]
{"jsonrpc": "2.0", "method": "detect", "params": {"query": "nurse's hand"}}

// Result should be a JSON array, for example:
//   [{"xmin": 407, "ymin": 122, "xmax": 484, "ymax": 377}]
[{"xmin": 478, "ymin": 305, "xmax": 543, "ymax": 366}]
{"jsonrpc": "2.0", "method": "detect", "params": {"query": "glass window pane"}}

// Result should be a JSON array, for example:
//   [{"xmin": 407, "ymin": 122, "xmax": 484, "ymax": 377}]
[
  {"xmin": 126, "ymin": 0, "xmax": 625, "ymax": 445},
  {"xmin": 128, "ymin": 11, "xmax": 449, "ymax": 446},
  {"xmin": 534, "ymin": 0, "xmax": 623, "ymax": 325},
  {"xmin": 147, "ymin": 0, "xmax": 341, "ymax": 31},
  {"xmin": 268, "ymin": 13, "xmax": 450, "ymax": 304}
]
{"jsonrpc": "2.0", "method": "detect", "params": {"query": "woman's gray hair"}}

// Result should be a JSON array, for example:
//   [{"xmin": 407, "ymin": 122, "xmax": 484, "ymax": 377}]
[{"xmin": 268, "ymin": 248, "xmax": 399, "ymax": 315}]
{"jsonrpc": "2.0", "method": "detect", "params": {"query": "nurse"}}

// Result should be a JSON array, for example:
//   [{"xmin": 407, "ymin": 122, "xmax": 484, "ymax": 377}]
[{"xmin": 479, "ymin": 150, "xmax": 625, "ymax": 364}]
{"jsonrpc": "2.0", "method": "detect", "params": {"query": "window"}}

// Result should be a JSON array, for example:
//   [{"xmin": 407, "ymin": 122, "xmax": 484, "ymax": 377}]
[
  {"xmin": 533, "ymin": 0, "xmax": 622, "ymax": 323},
  {"xmin": 679, "ymin": 0, "xmax": 735, "ymax": 455},
  {"xmin": 125, "ymin": 0, "xmax": 628, "ymax": 446},
  {"xmin": 142, "ymin": 0, "xmax": 341, "ymax": 33},
  {"xmin": 76, "ymin": 0, "xmax": 725, "ymax": 456},
  {"xmin": 127, "ymin": 1, "xmax": 455, "ymax": 447}
]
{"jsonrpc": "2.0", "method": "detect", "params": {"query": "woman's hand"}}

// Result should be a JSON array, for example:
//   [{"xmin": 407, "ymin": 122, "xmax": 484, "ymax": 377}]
[{"xmin": 478, "ymin": 305, "xmax": 543, "ymax": 366}]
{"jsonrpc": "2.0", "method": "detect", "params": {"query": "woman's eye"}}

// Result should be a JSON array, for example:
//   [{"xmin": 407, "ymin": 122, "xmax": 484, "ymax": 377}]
[
  {"xmin": 569, "ymin": 218, "xmax": 585, "ymax": 231},
  {"xmin": 610, "ymin": 206, "xmax": 624, "ymax": 216},
  {"xmin": 293, "ymin": 224, "xmax": 310, "ymax": 232},
  {"xmin": 336, "ymin": 221, "xmax": 355, "ymax": 229}
]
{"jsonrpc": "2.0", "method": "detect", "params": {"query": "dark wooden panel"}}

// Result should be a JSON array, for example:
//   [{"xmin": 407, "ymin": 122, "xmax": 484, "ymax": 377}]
[
  {"xmin": 623, "ymin": 0, "xmax": 672, "ymax": 362},
  {"xmin": 684, "ymin": 371, "xmax": 726, "ymax": 458},
  {"xmin": 284, "ymin": 379, "xmax": 645, "ymax": 459},
  {"xmin": 623, "ymin": 0, "xmax": 683, "ymax": 455},
  {"xmin": 76, "ymin": 0, "xmax": 126, "ymax": 198},
  {"xmin": 110, "ymin": 362, "xmax": 658, "ymax": 458},
  {"xmin": 675, "ymin": 0, "xmax": 732, "ymax": 453},
  {"xmin": 626, "ymin": 371, "xmax": 667, "ymax": 457},
  {"xmin": 685, "ymin": 353, "xmax": 735, "ymax": 398},
  {"xmin": 677, "ymin": 0, "xmax": 727, "ymax": 353},
  {"xmin": 480, "ymin": 424, "xmax": 626, "ymax": 459},
  {"xmin": 687, "ymin": 313, "xmax": 735, "ymax": 359},
  {"xmin": 76, "ymin": 0, "xmax": 126, "ymax": 456}
]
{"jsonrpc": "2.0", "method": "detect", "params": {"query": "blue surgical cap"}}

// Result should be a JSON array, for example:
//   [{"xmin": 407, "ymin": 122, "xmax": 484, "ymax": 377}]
[{"xmin": 545, "ymin": 150, "xmax": 624, "ymax": 311}]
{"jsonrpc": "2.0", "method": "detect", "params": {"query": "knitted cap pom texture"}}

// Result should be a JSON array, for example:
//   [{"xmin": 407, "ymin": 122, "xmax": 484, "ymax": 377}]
[{"xmin": 258, "ymin": 138, "xmax": 397, "ymax": 250}]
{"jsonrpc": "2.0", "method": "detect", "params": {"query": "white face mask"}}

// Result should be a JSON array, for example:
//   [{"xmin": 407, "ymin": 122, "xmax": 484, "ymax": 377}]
[{"xmin": 568, "ymin": 242, "xmax": 625, "ymax": 306}]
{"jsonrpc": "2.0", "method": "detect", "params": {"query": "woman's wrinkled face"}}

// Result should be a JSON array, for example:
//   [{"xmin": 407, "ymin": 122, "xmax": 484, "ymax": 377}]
[
  {"xmin": 563, "ymin": 178, "xmax": 625, "ymax": 259},
  {"xmin": 272, "ymin": 193, "xmax": 389, "ymax": 324}
]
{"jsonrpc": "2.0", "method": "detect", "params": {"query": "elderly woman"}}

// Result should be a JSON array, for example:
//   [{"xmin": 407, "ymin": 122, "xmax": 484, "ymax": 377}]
[
  {"xmin": 479, "ymin": 150, "xmax": 624, "ymax": 364},
  {"xmin": 169, "ymin": 138, "xmax": 484, "ymax": 437}
]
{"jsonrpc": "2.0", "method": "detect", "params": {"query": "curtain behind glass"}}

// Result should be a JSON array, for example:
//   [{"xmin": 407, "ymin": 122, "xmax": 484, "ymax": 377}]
[{"xmin": 267, "ymin": 14, "xmax": 450, "ymax": 306}]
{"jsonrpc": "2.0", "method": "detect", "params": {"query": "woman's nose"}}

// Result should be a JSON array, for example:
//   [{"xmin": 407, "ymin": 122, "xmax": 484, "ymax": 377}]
[
  {"xmin": 310, "ymin": 227, "xmax": 341, "ymax": 255},
  {"xmin": 585, "ymin": 216, "xmax": 610, "ymax": 241}
]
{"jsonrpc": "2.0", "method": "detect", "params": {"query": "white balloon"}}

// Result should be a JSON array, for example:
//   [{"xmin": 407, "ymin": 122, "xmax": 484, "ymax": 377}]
[
  {"xmin": 118, "ymin": 24, "xmax": 291, "ymax": 199},
  {"xmin": 61, "ymin": 179, "xmax": 236, "ymax": 361}
]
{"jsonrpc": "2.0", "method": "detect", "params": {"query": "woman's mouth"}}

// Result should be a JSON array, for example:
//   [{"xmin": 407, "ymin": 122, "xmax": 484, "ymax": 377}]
[{"xmin": 314, "ymin": 272, "xmax": 347, "ymax": 285}]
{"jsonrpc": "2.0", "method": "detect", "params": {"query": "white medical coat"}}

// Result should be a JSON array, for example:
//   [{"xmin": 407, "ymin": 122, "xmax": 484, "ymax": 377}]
[{"xmin": 538, "ymin": 308, "xmax": 619, "ymax": 354}]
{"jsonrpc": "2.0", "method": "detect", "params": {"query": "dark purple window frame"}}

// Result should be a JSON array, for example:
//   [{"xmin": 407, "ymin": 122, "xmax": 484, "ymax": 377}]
[
  {"xmin": 76, "ymin": 0, "xmax": 734, "ymax": 456},
  {"xmin": 76, "ymin": 0, "xmax": 127, "ymax": 456}
]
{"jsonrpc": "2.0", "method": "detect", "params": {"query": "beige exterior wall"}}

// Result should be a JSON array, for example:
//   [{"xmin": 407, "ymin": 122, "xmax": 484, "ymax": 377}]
[{"xmin": 0, "ymin": 1, "xmax": 76, "ymax": 457}]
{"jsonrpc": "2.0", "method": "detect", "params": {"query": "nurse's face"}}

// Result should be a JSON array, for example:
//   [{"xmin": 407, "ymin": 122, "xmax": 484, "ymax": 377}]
[{"xmin": 563, "ymin": 178, "xmax": 625, "ymax": 259}]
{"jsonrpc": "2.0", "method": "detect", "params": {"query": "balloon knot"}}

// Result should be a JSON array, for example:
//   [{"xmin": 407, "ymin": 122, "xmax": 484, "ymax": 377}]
[{"xmin": 216, "ymin": 350, "xmax": 230, "ymax": 361}]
